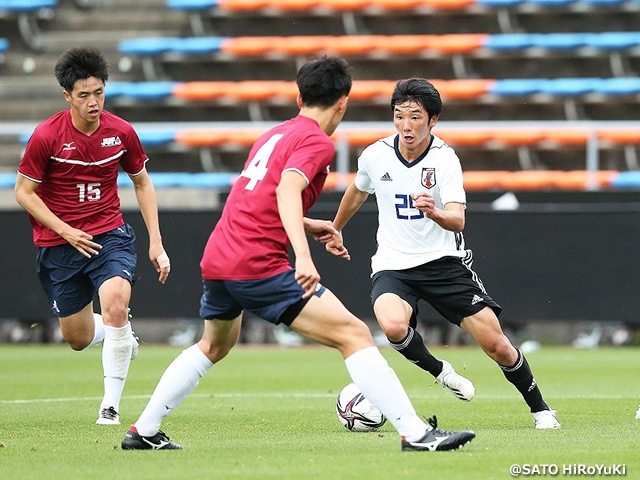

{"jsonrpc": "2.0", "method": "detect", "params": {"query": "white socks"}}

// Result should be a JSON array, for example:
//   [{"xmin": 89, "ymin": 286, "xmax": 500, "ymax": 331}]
[
  {"xmin": 100, "ymin": 322, "xmax": 134, "ymax": 412},
  {"xmin": 135, "ymin": 344, "xmax": 213, "ymax": 437},
  {"xmin": 344, "ymin": 346, "xmax": 427, "ymax": 441},
  {"xmin": 89, "ymin": 313, "xmax": 105, "ymax": 347}
]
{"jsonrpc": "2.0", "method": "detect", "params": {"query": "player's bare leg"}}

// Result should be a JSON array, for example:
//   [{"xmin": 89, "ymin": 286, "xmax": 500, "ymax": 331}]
[
  {"xmin": 290, "ymin": 288, "xmax": 474, "ymax": 449},
  {"xmin": 374, "ymin": 293, "xmax": 474, "ymax": 401},
  {"xmin": 461, "ymin": 307, "xmax": 560, "ymax": 429}
]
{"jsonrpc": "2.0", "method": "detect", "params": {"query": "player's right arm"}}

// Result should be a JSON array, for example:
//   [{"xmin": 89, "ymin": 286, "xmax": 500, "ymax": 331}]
[
  {"xmin": 325, "ymin": 182, "xmax": 369, "ymax": 259},
  {"xmin": 14, "ymin": 174, "xmax": 102, "ymax": 257}
]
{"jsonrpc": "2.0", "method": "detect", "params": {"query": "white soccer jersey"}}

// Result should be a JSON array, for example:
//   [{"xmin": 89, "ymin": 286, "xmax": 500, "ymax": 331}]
[{"xmin": 354, "ymin": 133, "xmax": 467, "ymax": 274}]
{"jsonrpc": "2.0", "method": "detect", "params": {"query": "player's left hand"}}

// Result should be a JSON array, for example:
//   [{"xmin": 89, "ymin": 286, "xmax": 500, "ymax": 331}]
[
  {"xmin": 411, "ymin": 192, "xmax": 437, "ymax": 218},
  {"xmin": 325, "ymin": 232, "xmax": 351, "ymax": 260},
  {"xmin": 294, "ymin": 255, "xmax": 321, "ymax": 299},
  {"xmin": 150, "ymin": 245, "xmax": 170, "ymax": 284}
]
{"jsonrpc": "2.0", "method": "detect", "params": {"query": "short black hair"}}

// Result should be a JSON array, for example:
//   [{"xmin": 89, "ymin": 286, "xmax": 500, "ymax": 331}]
[
  {"xmin": 54, "ymin": 47, "xmax": 109, "ymax": 93},
  {"xmin": 391, "ymin": 78, "xmax": 442, "ymax": 120},
  {"xmin": 296, "ymin": 55, "xmax": 353, "ymax": 108}
]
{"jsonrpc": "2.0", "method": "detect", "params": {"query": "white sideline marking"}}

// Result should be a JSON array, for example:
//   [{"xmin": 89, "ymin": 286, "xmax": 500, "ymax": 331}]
[{"xmin": 0, "ymin": 392, "xmax": 635, "ymax": 405}]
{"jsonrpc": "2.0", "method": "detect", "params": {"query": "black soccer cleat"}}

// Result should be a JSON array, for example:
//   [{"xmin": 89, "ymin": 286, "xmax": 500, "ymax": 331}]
[
  {"xmin": 401, "ymin": 416, "xmax": 475, "ymax": 452},
  {"xmin": 121, "ymin": 426, "xmax": 182, "ymax": 450}
]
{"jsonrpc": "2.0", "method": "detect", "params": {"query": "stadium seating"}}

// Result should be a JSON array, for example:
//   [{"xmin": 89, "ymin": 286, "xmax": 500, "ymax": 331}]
[{"xmin": 0, "ymin": 0, "xmax": 57, "ymax": 50}]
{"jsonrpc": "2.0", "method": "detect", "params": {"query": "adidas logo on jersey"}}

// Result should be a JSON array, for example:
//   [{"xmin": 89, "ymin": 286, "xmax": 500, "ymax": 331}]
[
  {"xmin": 380, "ymin": 172, "xmax": 393, "ymax": 181},
  {"xmin": 101, "ymin": 136, "xmax": 122, "ymax": 147},
  {"xmin": 471, "ymin": 294, "xmax": 483, "ymax": 305}
]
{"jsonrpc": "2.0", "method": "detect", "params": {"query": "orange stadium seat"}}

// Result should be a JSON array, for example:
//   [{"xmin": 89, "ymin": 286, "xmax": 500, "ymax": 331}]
[
  {"xmin": 323, "ymin": 172, "xmax": 357, "ymax": 190},
  {"xmin": 327, "ymin": 35, "xmax": 382, "ymax": 55},
  {"xmin": 429, "ymin": 34, "xmax": 487, "ymax": 54},
  {"xmin": 438, "ymin": 129, "xmax": 493, "ymax": 146},
  {"xmin": 320, "ymin": 0, "xmax": 375, "ymax": 10},
  {"xmin": 344, "ymin": 129, "xmax": 395, "ymax": 146},
  {"xmin": 597, "ymin": 129, "xmax": 640, "ymax": 144},
  {"xmin": 462, "ymin": 170, "xmax": 508, "ymax": 190},
  {"xmin": 432, "ymin": 79, "xmax": 494, "ymax": 99},
  {"xmin": 373, "ymin": 0, "xmax": 430, "ymax": 9},
  {"xmin": 273, "ymin": 36, "xmax": 329, "ymax": 55},
  {"xmin": 269, "ymin": 0, "xmax": 322, "ymax": 10},
  {"xmin": 231, "ymin": 81, "xmax": 296, "ymax": 101},
  {"xmin": 220, "ymin": 37, "xmax": 276, "ymax": 56},
  {"xmin": 540, "ymin": 129, "xmax": 590, "ymax": 146},
  {"xmin": 172, "ymin": 81, "xmax": 236, "ymax": 101},
  {"xmin": 380, "ymin": 35, "xmax": 438, "ymax": 54},
  {"xmin": 423, "ymin": 0, "xmax": 476, "ymax": 9},
  {"xmin": 490, "ymin": 129, "xmax": 545, "ymax": 146},
  {"xmin": 348, "ymin": 80, "xmax": 395, "ymax": 100},
  {"xmin": 217, "ymin": 0, "xmax": 272, "ymax": 11}
]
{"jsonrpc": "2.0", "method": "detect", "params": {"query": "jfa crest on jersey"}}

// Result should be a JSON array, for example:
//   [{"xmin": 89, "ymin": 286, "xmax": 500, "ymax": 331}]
[{"xmin": 421, "ymin": 167, "xmax": 436, "ymax": 189}]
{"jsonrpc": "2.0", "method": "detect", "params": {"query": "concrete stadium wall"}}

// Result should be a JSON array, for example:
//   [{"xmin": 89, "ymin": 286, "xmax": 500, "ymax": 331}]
[{"xmin": 3, "ymin": 191, "xmax": 640, "ymax": 325}]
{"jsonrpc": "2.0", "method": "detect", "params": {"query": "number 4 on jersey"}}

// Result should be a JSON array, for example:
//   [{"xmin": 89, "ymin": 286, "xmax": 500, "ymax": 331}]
[{"xmin": 240, "ymin": 134, "xmax": 283, "ymax": 190}]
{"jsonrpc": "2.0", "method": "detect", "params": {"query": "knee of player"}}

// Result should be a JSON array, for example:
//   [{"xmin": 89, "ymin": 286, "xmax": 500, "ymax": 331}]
[
  {"xmin": 377, "ymin": 317, "xmax": 407, "ymax": 342},
  {"xmin": 66, "ymin": 335, "xmax": 91, "ymax": 351},
  {"xmin": 100, "ymin": 304, "xmax": 130, "ymax": 326},
  {"xmin": 484, "ymin": 335, "xmax": 516, "ymax": 362}
]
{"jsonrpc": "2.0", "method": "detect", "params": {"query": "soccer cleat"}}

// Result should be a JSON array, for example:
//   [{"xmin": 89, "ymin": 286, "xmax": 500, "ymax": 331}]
[
  {"xmin": 635, "ymin": 405, "xmax": 640, "ymax": 420},
  {"xmin": 402, "ymin": 416, "xmax": 475, "ymax": 452},
  {"xmin": 532, "ymin": 409, "xmax": 561, "ymax": 429},
  {"xmin": 96, "ymin": 406, "xmax": 120, "ymax": 425},
  {"xmin": 121, "ymin": 426, "xmax": 182, "ymax": 450},
  {"xmin": 436, "ymin": 360, "xmax": 475, "ymax": 402}
]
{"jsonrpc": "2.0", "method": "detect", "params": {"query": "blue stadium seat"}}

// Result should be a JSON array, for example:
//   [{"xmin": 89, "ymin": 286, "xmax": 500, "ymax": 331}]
[
  {"xmin": 0, "ymin": 0, "xmax": 57, "ymax": 11},
  {"xmin": 0, "ymin": 38, "xmax": 8, "ymax": 51},
  {"xmin": 530, "ymin": 33, "xmax": 589, "ymax": 50},
  {"xmin": 483, "ymin": 34, "xmax": 537, "ymax": 50},
  {"xmin": 106, "ymin": 81, "xmax": 178, "ymax": 100},
  {"xmin": 609, "ymin": 171, "xmax": 640, "ymax": 189},
  {"xmin": 167, "ymin": 0, "xmax": 219, "ymax": 10},
  {"xmin": 584, "ymin": 32, "xmax": 640, "ymax": 50},
  {"xmin": 117, "ymin": 172, "xmax": 236, "ymax": 188},
  {"xmin": 119, "ymin": 37, "xmax": 226, "ymax": 56},
  {"xmin": 538, "ymin": 78, "xmax": 603, "ymax": 96},
  {"xmin": 136, "ymin": 130, "xmax": 177, "ymax": 147},
  {"xmin": 489, "ymin": 79, "xmax": 545, "ymax": 96},
  {"xmin": 595, "ymin": 78, "xmax": 640, "ymax": 95}
]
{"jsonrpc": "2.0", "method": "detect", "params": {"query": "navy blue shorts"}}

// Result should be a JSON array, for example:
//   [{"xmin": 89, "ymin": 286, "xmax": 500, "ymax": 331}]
[
  {"xmin": 200, "ymin": 269, "xmax": 327, "ymax": 326},
  {"xmin": 36, "ymin": 224, "xmax": 137, "ymax": 317},
  {"xmin": 371, "ymin": 252, "xmax": 501, "ymax": 327}
]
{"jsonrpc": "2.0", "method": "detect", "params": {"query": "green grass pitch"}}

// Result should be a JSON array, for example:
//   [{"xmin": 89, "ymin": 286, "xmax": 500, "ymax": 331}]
[{"xmin": 1, "ymin": 343, "xmax": 639, "ymax": 479}]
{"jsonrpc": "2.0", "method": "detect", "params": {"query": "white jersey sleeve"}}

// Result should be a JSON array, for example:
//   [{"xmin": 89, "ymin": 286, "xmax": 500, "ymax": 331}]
[{"xmin": 355, "ymin": 134, "xmax": 467, "ymax": 275}]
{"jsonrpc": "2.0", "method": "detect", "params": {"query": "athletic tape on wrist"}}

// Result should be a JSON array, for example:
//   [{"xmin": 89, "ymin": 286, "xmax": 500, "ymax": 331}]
[{"xmin": 158, "ymin": 251, "xmax": 170, "ymax": 269}]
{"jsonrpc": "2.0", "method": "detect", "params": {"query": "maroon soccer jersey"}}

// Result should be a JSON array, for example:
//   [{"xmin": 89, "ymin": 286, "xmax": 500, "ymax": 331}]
[
  {"xmin": 200, "ymin": 115, "xmax": 335, "ymax": 280},
  {"xmin": 17, "ymin": 110, "xmax": 148, "ymax": 246}
]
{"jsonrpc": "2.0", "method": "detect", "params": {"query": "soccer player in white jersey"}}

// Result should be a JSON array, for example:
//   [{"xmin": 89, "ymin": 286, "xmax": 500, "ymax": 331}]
[
  {"xmin": 121, "ymin": 57, "xmax": 474, "ymax": 452},
  {"xmin": 326, "ymin": 78, "xmax": 560, "ymax": 430},
  {"xmin": 15, "ymin": 47, "xmax": 170, "ymax": 425}
]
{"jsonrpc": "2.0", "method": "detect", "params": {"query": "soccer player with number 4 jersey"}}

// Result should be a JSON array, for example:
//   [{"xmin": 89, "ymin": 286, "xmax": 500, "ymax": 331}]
[
  {"xmin": 326, "ymin": 78, "xmax": 561, "ymax": 430},
  {"xmin": 15, "ymin": 47, "xmax": 170, "ymax": 426},
  {"xmin": 121, "ymin": 56, "xmax": 475, "ymax": 452}
]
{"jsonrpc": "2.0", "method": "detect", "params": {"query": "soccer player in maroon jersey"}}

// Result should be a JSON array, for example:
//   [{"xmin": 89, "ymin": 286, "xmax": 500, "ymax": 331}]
[
  {"xmin": 121, "ymin": 56, "xmax": 474, "ymax": 452},
  {"xmin": 14, "ymin": 47, "xmax": 170, "ymax": 425}
]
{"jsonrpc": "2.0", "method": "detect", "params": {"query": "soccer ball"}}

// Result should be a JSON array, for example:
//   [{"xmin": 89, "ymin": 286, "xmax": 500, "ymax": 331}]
[{"xmin": 336, "ymin": 382, "xmax": 387, "ymax": 432}]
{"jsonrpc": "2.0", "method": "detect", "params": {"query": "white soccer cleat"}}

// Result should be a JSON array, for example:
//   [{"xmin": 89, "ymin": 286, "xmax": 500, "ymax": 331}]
[
  {"xmin": 436, "ymin": 360, "xmax": 475, "ymax": 402},
  {"xmin": 96, "ymin": 406, "xmax": 120, "ymax": 425},
  {"xmin": 635, "ymin": 405, "xmax": 640, "ymax": 420},
  {"xmin": 532, "ymin": 409, "xmax": 561, "ymax": 429}
]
